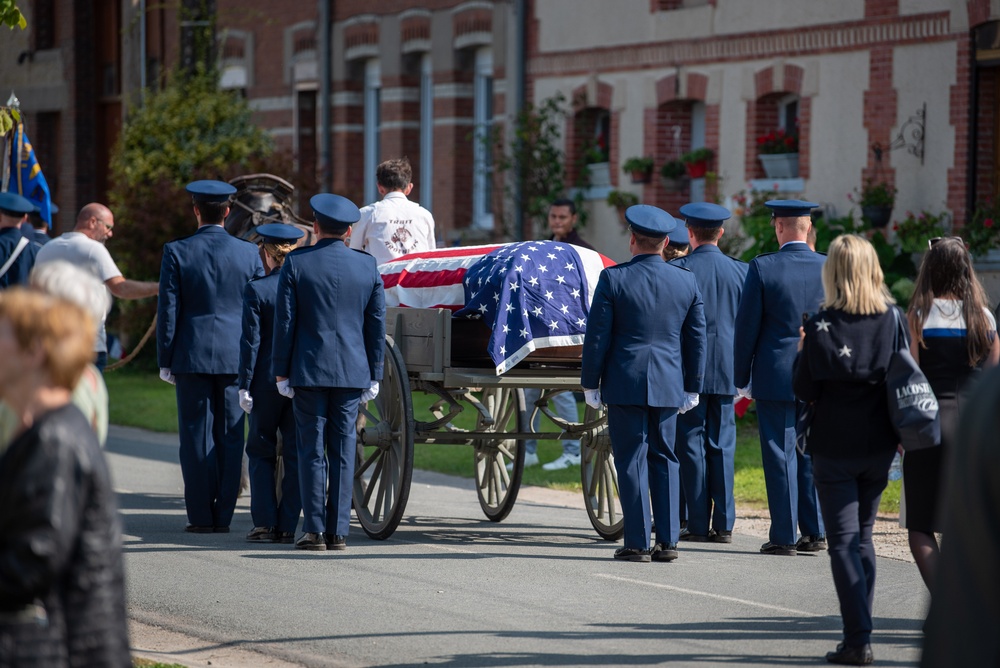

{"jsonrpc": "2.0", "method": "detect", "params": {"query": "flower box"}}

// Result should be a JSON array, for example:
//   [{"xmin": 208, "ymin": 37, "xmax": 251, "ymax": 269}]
[
  {"xmin": 586, "ymin": 162, "xmax": 611, "ymax": 187},
  {"xmin": 759, "ymin": 153, "xmax": 799, "ymax": 180}
]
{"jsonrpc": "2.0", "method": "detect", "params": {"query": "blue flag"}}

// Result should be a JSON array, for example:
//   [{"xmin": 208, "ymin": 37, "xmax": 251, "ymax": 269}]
[{"xmin": 8, "ymin": 121, "xmax": 52, "ymax": 226}]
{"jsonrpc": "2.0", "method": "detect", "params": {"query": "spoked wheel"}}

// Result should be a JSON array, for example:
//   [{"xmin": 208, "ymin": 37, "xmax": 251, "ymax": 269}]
[
  {"xmin": 354, "ymin": 337, "xmax": 414, "ymax": 540},
  {"xmin": 473, "ymin": 387, "xmax": 526, "ymax": 522},
  {"xmin": 581, "ymin": 406, "xmax": 623, "ymax": 540}
]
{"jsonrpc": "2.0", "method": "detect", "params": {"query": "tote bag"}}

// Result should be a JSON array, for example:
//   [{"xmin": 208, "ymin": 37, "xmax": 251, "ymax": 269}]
[{"xmin": 887, "ymin": 309, "xmax": 941, "ymax": 451}]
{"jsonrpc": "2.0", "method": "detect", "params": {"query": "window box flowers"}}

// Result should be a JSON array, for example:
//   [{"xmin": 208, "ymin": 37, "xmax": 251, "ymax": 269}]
[
  {"xmin": 965, "ymin": 198, "xmax": 1000, "ymax": 258},
  {"xmin": 680, "ymin": 147, "xmax": 713, "ymax": 179},
  {"xmin": 757, "ymin": 128, "xmax": 799, "ymax": 179}
]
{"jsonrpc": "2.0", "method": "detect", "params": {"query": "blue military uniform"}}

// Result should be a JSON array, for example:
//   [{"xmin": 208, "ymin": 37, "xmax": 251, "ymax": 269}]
[
  {"xmin": 671, "ymin": 203, "xmax": 748, "ymax": 541},
  {"xmin": 0, "ymin": 192, "xmax": 41, "ymax": 288},
  {"xmin": 158, "ymin": 180, "xmax": 265, "ymax": 531},
  {"xmin": 273, "ymin": 194, "xmax": 385, "ymax": 551},
  {"xmin": 733, "ymin": 199, "xmax": 825, "ymax": 552},
  {"xmin": 581, "ymin": 205, "xmax": 706, "ymax": 559},
  {"xmin": 238, "ymin": 224, "xmax": 304, "ymax": 543}
]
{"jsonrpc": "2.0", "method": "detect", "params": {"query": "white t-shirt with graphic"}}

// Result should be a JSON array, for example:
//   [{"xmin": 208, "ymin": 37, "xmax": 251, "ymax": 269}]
[{"xmin": 351, "ymin": 191, "xmax": 436, "ymax": 265}]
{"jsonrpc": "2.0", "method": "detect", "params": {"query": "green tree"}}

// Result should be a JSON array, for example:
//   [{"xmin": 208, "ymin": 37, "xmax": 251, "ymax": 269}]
[
  {"xmin": 107, "ymin": 67, "xmax": 274, "ymax": 358},
  {"xmin": 1, "ymin": 0, "xmax": 26, "ymax": 29}
]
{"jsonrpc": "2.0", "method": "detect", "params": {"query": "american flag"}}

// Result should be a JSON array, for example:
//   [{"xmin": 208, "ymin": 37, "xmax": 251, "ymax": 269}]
[
  {"xmin": 453, "ymin": 241, "xmax": 613, "ymax": 374},
  {"xmin": 380, "ymin": 244, "xmax": 504, "ymax": 311}
]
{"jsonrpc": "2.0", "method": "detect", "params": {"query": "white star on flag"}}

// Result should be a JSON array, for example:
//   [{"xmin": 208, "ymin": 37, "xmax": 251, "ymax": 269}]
[
  {"xmin": 560, "ymin": 304, "xmax": 570, "ymax": 314},
  {"xmin": 520, "ymin": 328, "xmax": 529, "ymax": 338},
  {"xmin": 532, "ymin": 306, "xmax": 543, "ymax": 317},
  {"xmin": 505, "ymin": 303, "xmax": 514, "ymax": 312},
  {"xmin": 556, "ymin": 275, "xmax": 566, "ymax": 284},
  {"xmin": 547, "ymin": 253, "xmax": 556, "ymax": 260},
  {"xmin": 529, "ymin": 276, "xmax": 539, "ymax": 286},
  {"xmin": 549, "ymin": 320, "xmax": 559, "ymax": 330},
  {"xmin": 515, "ymin": 265, "xmax": 523, "ymax": 273},
  {"xmin": 521, "ymin": 254, "xmax": 530, "ymax": 261},
  {"xmin": 499, "ymin": 346, "xmax": 506, "ymax": 355},
  {"xmin": 538, "ymin": 265, "xmax": 548, "ymax": 273},
  {"xmin": 544, "ymin": 290, "xmax": 554, "ymax": 300},
  {"xmin": 565, "ymin": 262, "xmax": 575, "ymax": 270},
  {"xmin": 571, "ymin": 288, "xmax": 581, "ymax": 298},
  {"xmin": 502, "ymin": 324, "xmax": 509, "ymax": 333},
  {"xmin": 509, "ymin": 280, "xmax": 519, "ymax": 292},
  {"xmin": 576, "ymin": 318, "xmax": 586, "ymax": 327},
  {"xmin": 478, "ymin": 303, "xmax": 488, "ymax": 314}
]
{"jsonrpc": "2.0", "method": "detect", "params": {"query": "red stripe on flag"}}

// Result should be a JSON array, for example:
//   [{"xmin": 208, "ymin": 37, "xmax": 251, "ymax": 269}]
[
  {"xmin": 381, "ymin": 245, "xmax": 504, "ymax": 263},
  {"xmin": 382, "ymin": 267, "xmax": 467, "ymax": 290}
]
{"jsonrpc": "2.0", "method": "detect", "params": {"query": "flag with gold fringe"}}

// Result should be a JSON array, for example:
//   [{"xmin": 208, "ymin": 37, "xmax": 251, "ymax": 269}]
[{"xmin": 7, "ymin": 121, "xmax": 51, "ymax": 225}]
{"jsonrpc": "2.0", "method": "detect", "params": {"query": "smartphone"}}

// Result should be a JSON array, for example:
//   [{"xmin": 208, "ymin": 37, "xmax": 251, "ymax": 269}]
[{"xmin": 801, "ymin": 312, "xmax": 813, "ymax": 326}]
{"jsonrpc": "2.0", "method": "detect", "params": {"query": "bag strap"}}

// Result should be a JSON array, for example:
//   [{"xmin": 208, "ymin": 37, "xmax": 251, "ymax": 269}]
[
  {"xmin": 0, "ymin": 236, "xmax": 30, "ymax": 280},
  {"xmin": 891, "ymin": 307, "xmax": 910, "ymax": 353}
]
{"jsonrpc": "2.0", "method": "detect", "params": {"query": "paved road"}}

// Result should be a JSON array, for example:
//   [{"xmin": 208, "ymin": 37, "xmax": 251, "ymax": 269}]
[{"xmin": 109, "ymin": 425, "xmax": 929, "ymax": 667}]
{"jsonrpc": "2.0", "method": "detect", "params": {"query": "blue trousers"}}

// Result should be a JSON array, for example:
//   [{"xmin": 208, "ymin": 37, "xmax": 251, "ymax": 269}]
[
  {"xmin": 246, "ymin": 389, "xmax": 300, "ymax": 533},
  {"xmin": 607, "ymin": 404, "xmax": 680, "ymax": 550},
  {"xmin": 676, "ymin": 394, "xmax": 737, "ymax": 535},
  {"xmin": 293, "ymin": 387, "xmax": 362, "ymax": 536},
  {"xmin": 522, "ymin": 389, "xmax": 581, "ymax": 456},
  {"xmin": 175, "ymin": 373, "xmax": 246, "ymax": 528},
  {"xmin": 756, "ymin": 399, "xmax": 824, "ymax": 545},
  {"xmin": 812, "ymin": 451, "xmax": 895, "ymax": 647}
]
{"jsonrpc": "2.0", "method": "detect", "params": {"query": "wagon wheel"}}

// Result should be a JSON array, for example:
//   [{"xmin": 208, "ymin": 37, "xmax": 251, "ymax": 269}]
[
  {"xmin": 472, "ymin": 387, "xmax": 526, "ymax": 522},
  {"xmin": 581, "ymin": 406, "xmax": 624, "ymax": 540},
  {"xmin": 354, "ymin": 337, "xmax": 414, "ymax": 540}
]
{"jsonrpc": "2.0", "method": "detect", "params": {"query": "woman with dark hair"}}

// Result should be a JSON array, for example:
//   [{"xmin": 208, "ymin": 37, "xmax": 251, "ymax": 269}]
[
  {"xmin": 794, "ymin": 234, "xmax": 900, "ymax": 666},
  {"xmin": 904, "ymin": 236, "xmax": 999, "ymax": 589}
]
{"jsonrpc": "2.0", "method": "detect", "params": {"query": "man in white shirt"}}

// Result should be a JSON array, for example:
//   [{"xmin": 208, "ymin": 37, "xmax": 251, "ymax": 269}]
[
  {"xmin": 36, "ymin": 202, "xmax": 159, "ymax": 371},
  {"xmin": 350, "ymin": 158, "xmax": 436, "ymax": 264}
]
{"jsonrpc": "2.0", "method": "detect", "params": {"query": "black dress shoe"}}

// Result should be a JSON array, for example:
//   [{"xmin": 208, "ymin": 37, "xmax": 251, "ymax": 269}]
[
  {"xmin": 295, "ymin": 532, "xmax": 327, "ymax": 551},
  {"xmin": 184, "ymin": 525, "xmax": 213, "ymax": 534},
  {"xmin": 326, "ymin": 534, "xmax": 347, "ymax": 551},
  {"xmin": 760, "ymin": 541, "xmax": 797, "ymax": 556},
  {"xmin": 826, "ymin": 642, "xmax": 873, "ymax": 665},
  {"xmin": 710, "ymin": 530, "xmax": 733, "ymax": 543},
  {"xmin": 797, "ymin": 534, "xmax": 828, "ymax": 552},
  {"xmin": 276, "ymin": 531, "xmax": 295, "ymax": 544},
  {"xmin": 246, "ymin": 527, "xmax": 277, "ymax": 543},
  {"xmin": 651, "ymin": 543, "xmax": 679, "ymax": 562},
  {"xmin": 678, "ymin": 529, "xmax": 709, "ymax": 542},
  {"xmin": 613, "ymin": 547, "xmax": 651, "ymax": 562}
]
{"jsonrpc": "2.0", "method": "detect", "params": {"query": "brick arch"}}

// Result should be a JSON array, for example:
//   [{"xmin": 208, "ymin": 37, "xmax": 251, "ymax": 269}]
[
  {"xmin": 968, "ymin": 0, "xmax": 992, "ymax": 28},
  {"xmin": 746, "ymin": 64, "xmax": 810, "ymax": 180},
  {"xmin": 566, "ymin": 80, "xmax": 616, "ymax": 185},
  {"xmin": 655, "ymin": 72, "xmax": 709, "ymax": 106},
  {"xmin": 571, "ymin": 80, "xmax": 613, "ymax": 113}
]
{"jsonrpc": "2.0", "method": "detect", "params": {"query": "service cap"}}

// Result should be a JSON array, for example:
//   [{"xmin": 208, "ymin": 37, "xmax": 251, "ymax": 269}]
[
  {"xmin": 186, "ymin": 180, "xmax": 237, "ymax": 203},
  {"xmin": 624, "ymin": 204, "xmax": 676, "ymax": 238},
  {"xmin": 679, "ymin": 202, "xmax": 731, "ymax": 228},
  {"xmin": 255, "ymin": 223, "xmax": 305, "ymax": 243},
  {"xmin": 310, "ymin": 193, "xmax": 360, "ymax": 229},
  {"xmin": 667, "ymin": 223, "xmax": 690, "ymax": 247},
  {"xmin": 0, "ymin": 192, "xmax": 35, "ymax": 217},
  {"xmin": 765, "ymin": 199, "xmax": 818, "ymax": 218}
]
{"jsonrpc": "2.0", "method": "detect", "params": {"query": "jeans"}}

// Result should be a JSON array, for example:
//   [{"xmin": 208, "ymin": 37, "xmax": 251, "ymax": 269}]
[{"xmin": 522, "ymin": 388, "xmax": 581, "ymax": 457}]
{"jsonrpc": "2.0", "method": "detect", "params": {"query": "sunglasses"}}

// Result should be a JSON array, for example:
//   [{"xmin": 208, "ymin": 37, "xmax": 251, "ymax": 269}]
[{"xmin": 927, "ymin": 236, "xmax": 963, "ymax": 250}]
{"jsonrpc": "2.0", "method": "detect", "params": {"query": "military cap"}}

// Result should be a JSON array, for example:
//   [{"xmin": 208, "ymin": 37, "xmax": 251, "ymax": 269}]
[
  {"xmin": 310, "ymin": 193, "xmax": 360, "ymax": 228},
  {"xmin": 186, "ymin": 180, "xmax": 237, "ymax": 203},
  {"xmin": 765, "ymin": 199, "xmax": 818, "ymax": 218},
  {"xmin": 255, "ymin": 223, "xmax": 304, "ymax": 243},
  {"xmin": 624, "ymin": 204, "xmax": 676, "ymax": 238},
  {"xmin": 0, "ymin": 192, "xmax": 35, "ymax": 217},
  {"xmin": 666, "ymin": 223, "xmax": 690, "ymax": 247},
  {"xmin": 679, "ymin": 202, "xmax": 731, "ymax": 228}
]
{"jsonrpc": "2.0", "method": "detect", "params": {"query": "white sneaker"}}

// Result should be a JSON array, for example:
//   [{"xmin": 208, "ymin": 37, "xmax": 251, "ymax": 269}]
[
  {"xmin": 542, "ymin": 453, "xmax": 582, "ymax": 471},
  {"xmin": 506, "ymin": 451, "xmax": 539, "ymax": 471}
]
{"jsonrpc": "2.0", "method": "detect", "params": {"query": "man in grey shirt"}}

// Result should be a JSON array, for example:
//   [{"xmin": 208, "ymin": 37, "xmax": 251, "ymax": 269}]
[{"xmin": 36, "ymin": 202, "xmax": 158, "ymax": 371}]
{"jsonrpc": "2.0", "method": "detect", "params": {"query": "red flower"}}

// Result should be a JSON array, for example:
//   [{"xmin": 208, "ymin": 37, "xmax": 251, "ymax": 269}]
[
  {"xmin": 893, "ymin": 224, "xmax": 899, "ymax": 231},
  {"xmin": 985, "ymin": 218, "xmax": 995, "ymax": 228}
]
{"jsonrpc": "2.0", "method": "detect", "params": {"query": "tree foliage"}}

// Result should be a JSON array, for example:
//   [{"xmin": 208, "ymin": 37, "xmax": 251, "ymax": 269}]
[
  {"xmin": 1, "ymin": 0, "xmax": 26, "ymax": 29},
  {"xmin": 107, "ymin": 68, "xmax": 274, "ymax": 353}
]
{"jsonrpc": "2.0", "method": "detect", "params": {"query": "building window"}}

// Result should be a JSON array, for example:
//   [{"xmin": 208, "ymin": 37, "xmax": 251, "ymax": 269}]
[
  {"xmin": 34, "ymin": 0, "xmax": 55, "ymax": 50},
  {"xmin": 296, "ymin": 89, "xmax": 317, "ymax": 196},
  {"xmin": 472, "ymin": 47, "xmax": 493, "ymax": 229},
  {"xmin": 364, "ymin": 59, "xmax": 381, "ymax": 205},
  {"xmin": 419, "ymin": 53, "xmax": 434, "ymax": 214}
]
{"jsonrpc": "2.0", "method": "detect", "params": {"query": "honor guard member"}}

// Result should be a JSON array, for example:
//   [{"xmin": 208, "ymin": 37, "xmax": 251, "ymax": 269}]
[
  {"xmin": 274, "ymin": 194, "xmax": 386, "ymax": 552},
  {"xmin": 0, "ymin": 192, "xmax": 41, "ymax": 288},
  {"xmin": 24, "ymin": 202, "xmax": 57, "ymax": 245},
  {"xmin": 671, "ymin": 203, "xmax": 748, "ymax": 543},
  {"xmin": 238, "ymin": 223, "xmax": 305, "ymax": 544},
  {"xmin": 733, "ymin": 199, "xmax": 826, "ymax": 555},
  {"xmin": 158, "ymin": 180, "xmax": 265, "ymax": 533},
  {"xmin": 581, "ymin": 205, "xmax": 706, "ymax": 562},
  {"xmin": 661, "ymin": 222, "xmax": 690, "ymax": 261}
]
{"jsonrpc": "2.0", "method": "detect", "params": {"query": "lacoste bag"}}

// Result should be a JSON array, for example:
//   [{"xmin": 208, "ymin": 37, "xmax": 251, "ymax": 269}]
[{"xmin": 886, "ymin": 309, "xmax": 940, "ymax": 452}]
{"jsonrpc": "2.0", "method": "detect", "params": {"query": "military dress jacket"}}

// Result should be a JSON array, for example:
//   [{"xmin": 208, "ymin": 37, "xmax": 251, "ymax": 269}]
[
  {"xmin": 273, "ymin": 238, "xmax": 385, "ymax": 389},
  {"xmin": 0, "ymin": 226, "xmax": 40, "ymax": 288},
  {"xmin": 581, "ymin": 253, "xmax": 706, "ymax": 407},
  {"xmin": 671, "ymin": 244, "xmax": 748, "ymax": 395},
  {"xmin": 733, "ymin": 242, "xmax": 825, "ymax": 402},
  {"xmin": 238, "ymin": 268, "xmax": 282, "ymax": 396},
  {"xmin": 157, "ymin": 224, "xmax": 264, "ymax": 374}
]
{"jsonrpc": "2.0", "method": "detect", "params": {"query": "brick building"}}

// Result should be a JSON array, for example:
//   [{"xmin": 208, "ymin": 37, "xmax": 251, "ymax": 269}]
[{"xmin": 1, "ymin": 0, "xmax": 998, "ymax": 260}]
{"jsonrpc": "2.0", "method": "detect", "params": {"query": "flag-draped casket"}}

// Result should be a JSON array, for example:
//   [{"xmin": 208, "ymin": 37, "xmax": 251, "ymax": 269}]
[{"xmin": 378, "ymin": 241, "xmax": 615, "ymax": 374}]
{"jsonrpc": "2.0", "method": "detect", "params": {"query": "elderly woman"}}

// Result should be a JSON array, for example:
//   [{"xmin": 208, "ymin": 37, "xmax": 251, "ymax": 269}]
[
  {"xmin": 793, "ymin": 235, "xmax": 900, "ymax": 666},
  {"xmin": 0, "ymin": 288, "xmax": 130, "ymax": 667}
]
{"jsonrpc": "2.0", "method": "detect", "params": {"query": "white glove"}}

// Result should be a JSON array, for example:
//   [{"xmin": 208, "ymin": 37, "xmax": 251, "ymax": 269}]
[
  {"xmin": 583, "ymin": 388, "xmax": 602, "ymax": 409},
  {"xmin": 159, "ymin": 368, "xmax": 176, "ymax": 385},
  {"xmin": 238, "ymin": 389, "xmax": 253, "ymax": 414},
  {"xmin": 361, "ymin": 381, "xmax": 379, "ymax": 403},
  {"xmin": 276, "ymin": 379, "xmax": 295, "ymax": 399},
  {"xmin": 737, "ymin": 383, "xmax": 752, "ymax": 400},
  {"xmin": 679, "ymin": 392, "xmax": 700, "ymax": 414}
]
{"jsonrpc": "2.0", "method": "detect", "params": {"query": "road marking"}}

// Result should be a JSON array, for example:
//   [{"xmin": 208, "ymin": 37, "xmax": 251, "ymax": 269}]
[
  {"xmin": 595, "ymin": 573, "xmax": 825, "ymax": 617},
  {"xmin": 392, "ymin": 538, "xmax": 480, "ymax": 555}
]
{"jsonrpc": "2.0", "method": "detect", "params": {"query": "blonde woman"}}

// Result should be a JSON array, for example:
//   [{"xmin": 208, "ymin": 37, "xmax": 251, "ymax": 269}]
[
  {"xmin": 0, "ymin": 288, "xmax": 129, "ymax": 666},
  {"xmin": 793, "ymin": 235, "xmax": 900, "ymax": 666}
]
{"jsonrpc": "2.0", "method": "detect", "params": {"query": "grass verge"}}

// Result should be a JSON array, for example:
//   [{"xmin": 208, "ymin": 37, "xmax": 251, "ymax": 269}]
[{"xmin": 105, "ymin": 370, "xmax": 899, "ymax": 513}]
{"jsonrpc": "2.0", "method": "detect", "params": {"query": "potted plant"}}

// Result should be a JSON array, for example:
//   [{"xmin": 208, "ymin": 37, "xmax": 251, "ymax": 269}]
[
  {"xmin": 857, "ymin": 178, "xmax": 896, "ymax": 229},
  {"xmin": 581, "ymin": 140, "xmax": 610, "ymax": 186},
  {"xmin": 756, "ymin": 128, "xmax": 799, "ymax": 179},
  {"xmin": 659, "ymin": 160, "xmax": 688, "ymax": 191},
  {"xmin": 607, "ymin": 189, "xmax": 640, "ymax": 227},
  {"xmin": 965, "ymin": 198, "xmax": 1000, "ymax": 259},
  {"xmin": 893, "ymin": 210, "xmax": 949, "ymax": 255},
  {"xmin": 622, "ymin": 156, "xmax": 654, "ymax": 184},
  {"xmin": 680, "ymin": 147, "xmax": 713, "ymax": 179}
]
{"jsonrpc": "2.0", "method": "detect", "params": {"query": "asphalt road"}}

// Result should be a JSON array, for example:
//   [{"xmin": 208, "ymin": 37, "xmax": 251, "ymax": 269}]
[{"xmin": 109, "ymin": 425, "xmax": 929, "ymax": 668}]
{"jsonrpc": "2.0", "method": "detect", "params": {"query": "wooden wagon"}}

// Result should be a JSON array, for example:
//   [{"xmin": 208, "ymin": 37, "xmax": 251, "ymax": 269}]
[{"xmin": 352, "ymin": 306, "xmax": 623, "ymax": 541}]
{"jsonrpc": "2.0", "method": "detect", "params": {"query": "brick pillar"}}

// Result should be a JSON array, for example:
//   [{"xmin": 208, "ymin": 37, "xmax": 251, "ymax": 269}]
[
  {"xmin": 332, "ymin": 80, "xmax": 364, "ymax": 205},
  {"xmin": 973, "ymin": 67, "xmax": 998, "ymax": 207},
  {"xmin": 862, "ymin": 45, "xmax": 897, "ymax": 190},
  {"xmin": 949, "ymin": 34, "xmax": 974, "ymax": 225}
]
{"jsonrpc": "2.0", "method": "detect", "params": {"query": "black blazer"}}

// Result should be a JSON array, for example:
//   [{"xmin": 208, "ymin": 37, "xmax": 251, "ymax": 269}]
[{"xmin": 793, "ymin": 306, "xmax": 900, "ymax": 457}]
